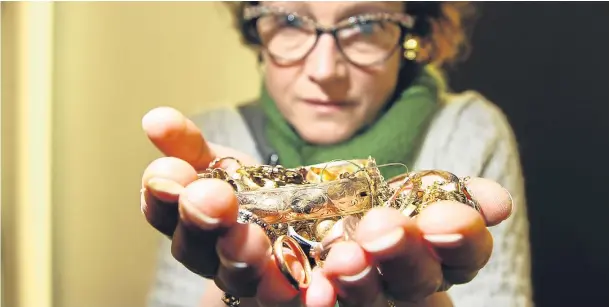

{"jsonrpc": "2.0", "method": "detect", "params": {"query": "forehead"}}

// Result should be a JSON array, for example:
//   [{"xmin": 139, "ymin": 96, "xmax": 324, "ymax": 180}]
[{"xmin": 263, "ymin": 1, "xmax": 404, "ymax": 22}]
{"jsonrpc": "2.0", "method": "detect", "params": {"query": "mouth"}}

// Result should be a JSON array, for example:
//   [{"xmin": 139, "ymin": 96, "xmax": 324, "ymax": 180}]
[{"xmin": 301, "ymin": 98, "xmax": 354, "ymax": 113}]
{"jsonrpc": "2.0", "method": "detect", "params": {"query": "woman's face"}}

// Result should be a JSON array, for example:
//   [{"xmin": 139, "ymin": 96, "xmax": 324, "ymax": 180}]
[{"xmin": 260, "ymin": 1, "xmax": 404, "ymax": 145}]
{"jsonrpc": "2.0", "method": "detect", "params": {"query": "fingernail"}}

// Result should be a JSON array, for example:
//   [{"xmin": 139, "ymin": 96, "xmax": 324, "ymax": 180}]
[
  {"xmin": 180, "ymin": 199, "xmax": 221, "ymax": 229},
  {"xmin": 216, "ymin": 246, "xmax": 249, "ymax": 270},
  {"xmin": 147, "ymin": 177, "xmax": 183, "ymax": 197},
  {"xmin": 360, "ymin": 227, "xmax": 405, "ymax": 253},
  {"xmin": 505, "ymin": 188, "xmax": 515, "ymax": 216},
  {"xmin": 337, "ymin": 265, "xmax": 373, "ymax": 283},
  {"xmin": 423, "ymin": 234, "xmax": 464, "ymax": 247},
  {"xmin": 507, "ymin": 189, "xmax": 514, "ymax": 204},
  {"xmin": 140, "ymin": 188, "xmax": 147, "ymax": 214}
]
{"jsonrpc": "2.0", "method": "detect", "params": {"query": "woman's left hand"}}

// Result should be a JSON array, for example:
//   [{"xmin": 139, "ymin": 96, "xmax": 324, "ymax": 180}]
[{"xmin": 299, "ymin": 177, "xmax": 513, "ymax": 307}]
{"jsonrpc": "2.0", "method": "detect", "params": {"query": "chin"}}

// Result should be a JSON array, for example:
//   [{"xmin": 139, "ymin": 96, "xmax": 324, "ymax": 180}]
[{"xmin": 295, "ymin": 122, "xmax": 355, "ymax": 145}]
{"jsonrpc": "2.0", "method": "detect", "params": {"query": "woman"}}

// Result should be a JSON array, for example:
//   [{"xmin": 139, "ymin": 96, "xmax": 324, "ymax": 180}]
[{"xmin": 141, "ymin": 1, "xmax": 533, "ymax": 307}]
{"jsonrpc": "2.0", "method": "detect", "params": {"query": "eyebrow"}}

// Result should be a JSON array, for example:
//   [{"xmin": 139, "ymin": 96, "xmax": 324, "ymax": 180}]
[
  {"xmin": 334, "ymin": 2, "xmax": 403, "ymax": 21},
  {"xmin": 264, "ymin": 1, "xmax": 309, "ymax": 15},
  {"xmin": 262, "ymin": 1, "xmax": 403, "ymax": 23}
]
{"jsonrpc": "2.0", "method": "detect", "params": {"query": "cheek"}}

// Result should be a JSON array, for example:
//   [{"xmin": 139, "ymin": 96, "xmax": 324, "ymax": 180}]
[
  {"xmin": 350, "ymin": 55, "xmax": 401, "ymax": 111},
  {"xmin": 264, "ymin": 61, "xmax": 300, "ymax": 107}
]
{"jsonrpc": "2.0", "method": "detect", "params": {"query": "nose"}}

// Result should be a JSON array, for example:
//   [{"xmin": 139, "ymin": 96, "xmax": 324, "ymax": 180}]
[{"xmin": 304, "ymin": 33, "xmax": 346, "ymax": 84}]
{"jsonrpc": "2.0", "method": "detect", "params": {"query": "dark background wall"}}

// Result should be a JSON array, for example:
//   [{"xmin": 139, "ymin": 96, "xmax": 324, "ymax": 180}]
[{"xmin": 447, "ymin": 2, "xmax": 609, "ymax": 307}]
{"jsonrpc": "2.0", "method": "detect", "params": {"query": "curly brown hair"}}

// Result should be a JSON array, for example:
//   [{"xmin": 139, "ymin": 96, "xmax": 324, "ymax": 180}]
[{"xmin": 224, "ymin": 1, "xmax": 478, "ymax": 67}]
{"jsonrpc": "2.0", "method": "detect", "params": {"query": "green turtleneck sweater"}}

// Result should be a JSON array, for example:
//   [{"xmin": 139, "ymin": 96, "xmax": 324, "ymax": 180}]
[{"xmin": 261, "ymin": 67, "xmax": 444, "ymax": 179}]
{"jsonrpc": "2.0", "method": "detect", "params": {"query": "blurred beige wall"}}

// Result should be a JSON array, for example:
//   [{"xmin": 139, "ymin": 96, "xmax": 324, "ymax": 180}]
[{"xmin": 2, "ymin": 2, "xmax": 260, "ymax": 307}]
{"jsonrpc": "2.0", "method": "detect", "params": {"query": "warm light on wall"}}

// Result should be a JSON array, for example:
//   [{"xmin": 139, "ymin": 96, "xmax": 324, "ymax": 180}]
[
  {"xmin": 2, "ymin": 2, "xmax": 54, "ymax": 307},
  {"xmin": 3, "ymin": 2, "xmax": 261, "ymax": 307}
]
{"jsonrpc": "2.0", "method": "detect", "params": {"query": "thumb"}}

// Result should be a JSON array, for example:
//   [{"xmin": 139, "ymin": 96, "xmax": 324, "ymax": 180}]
[{"xmin": 142, "ymin": 107, "xmax": 257, "ymax": 170}]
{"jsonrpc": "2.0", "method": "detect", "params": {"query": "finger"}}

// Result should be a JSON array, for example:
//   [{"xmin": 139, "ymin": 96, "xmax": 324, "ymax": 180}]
[
  {"xmin": 214, "ymin": 223, "xmax": 272, "ymax": 297},
  {"xmin": 355, "ymin": 207, "xmax": 443, "ymax": 302},
  {"xmin": 141, "ymin": 156, "xmax": 198, "ymax": 236},
  {"xmin": 417, "ymin": 200, "xmax": 493, "ymax": 284},
  {"xmin": 465, "ymin": 177, "xmax": 513, "ymax": 226},
  {"xmin": 142, "ymin": 107, "xmax": 215, "ymax": 169},
  {"xmin": 142, "ymin": 107, "xmax": 258, "ymax": 170},
  {"xmin": 302, "ymin": 267, "xmax": 337, "ymax": 307},
  {"xmin": 322, "ymin": 241, "xmax": 381, "ymax": 306},
  {"xmin": 209, "ymin": 143, "xmax": 259, "ymax": 168},
  {"xmin": 170, "ymin": 178, "xmax": 239, "ymax": 277}
]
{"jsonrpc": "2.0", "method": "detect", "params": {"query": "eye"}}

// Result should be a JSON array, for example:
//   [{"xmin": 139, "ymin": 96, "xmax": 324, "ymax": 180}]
[
  {"xmin": 356, "ymin": 20, "xmax": 386, "ymax": 36},
  {"xmin": 356, "ymin": 22, "xmax": 376, "ymax": 35},
  {"xmin": 277, "ymin": 13, "xmax": 303, "ymax": 28},
  {"xmin": 340, "ymin": 20, "xmax": 385, "ymax": 40}
]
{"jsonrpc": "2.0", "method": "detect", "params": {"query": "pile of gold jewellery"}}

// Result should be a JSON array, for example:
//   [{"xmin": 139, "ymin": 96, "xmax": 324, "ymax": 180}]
[{"xmin": 196, "ymin": 156, "xmax": 480, "ymax": 307}]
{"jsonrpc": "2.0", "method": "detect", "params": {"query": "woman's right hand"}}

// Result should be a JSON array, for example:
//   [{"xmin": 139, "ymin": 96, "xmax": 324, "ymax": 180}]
[{"xmin": 140, "ymin": 107, "xmax": 327, "ymax": 306}]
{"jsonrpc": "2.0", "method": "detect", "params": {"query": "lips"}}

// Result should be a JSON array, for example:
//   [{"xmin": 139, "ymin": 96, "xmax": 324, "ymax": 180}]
[
  {"xmin": 301, "ymin": 98, "xmax": 354, "ymax": 115},
  {"xmin": 302, "ymin": 98, "xmax": 352, "ymax": 107}
]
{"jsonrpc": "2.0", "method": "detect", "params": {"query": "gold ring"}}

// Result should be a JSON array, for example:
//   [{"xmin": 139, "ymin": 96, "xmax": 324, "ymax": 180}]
[
  {"xmin": 310, "ymin": 215, "xmax": 360, "ymax": 266},
  {"xmin": 209, "ymin": 156, "xmax": 242, "ymax": 168},
  {"xmin": 273, "ymin": 235, "xmax": 313, "ymax": 291}
]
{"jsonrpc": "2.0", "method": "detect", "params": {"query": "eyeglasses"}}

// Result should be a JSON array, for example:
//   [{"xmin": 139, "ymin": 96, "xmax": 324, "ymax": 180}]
[{"xmin": 243, "ymin": 6, "xmax": 417, "ymax": 67}]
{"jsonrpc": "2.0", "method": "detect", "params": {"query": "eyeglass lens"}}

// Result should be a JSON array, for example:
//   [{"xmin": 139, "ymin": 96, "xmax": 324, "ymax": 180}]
[{"xmin": 256, "ymin": 14, "xmax": 403, "ymax": 66}]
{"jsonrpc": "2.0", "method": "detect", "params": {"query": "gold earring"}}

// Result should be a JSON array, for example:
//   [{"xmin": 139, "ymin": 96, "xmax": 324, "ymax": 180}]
[{"xmin": 403, "ymin": 35, "xmax": 420, "ymax": 61}]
